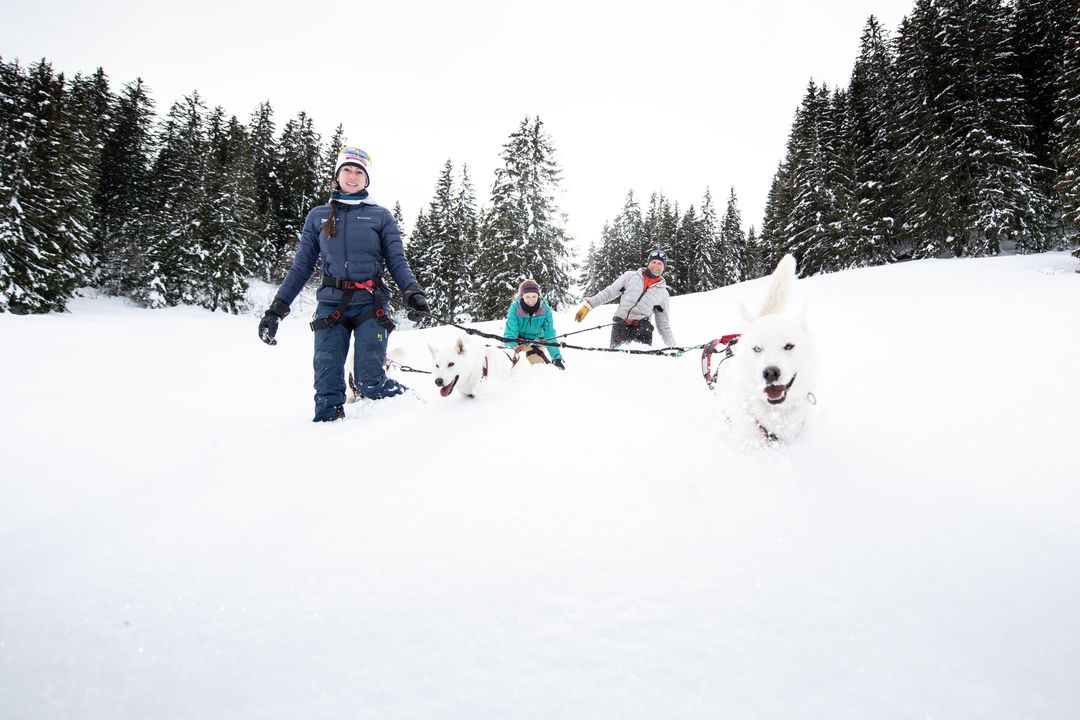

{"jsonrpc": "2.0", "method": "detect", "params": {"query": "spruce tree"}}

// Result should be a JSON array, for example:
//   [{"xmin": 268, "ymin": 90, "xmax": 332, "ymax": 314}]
[
  {"xmin": 697, "ymin": 187, "xmax": 722, "ymax": 289},
  {"xmin": 322, "ymin": 123, "xmax": 345, "ymax": 179},
  {"xmin": 1054, "ymin": 2, "xmax": 1080, "ymax": 239},
  {"xmin": 1014, "ymin": 0, "xmax": 1072, "ymax": 237},
  {"xmin": 141, "ymin": 92, "xmax": 208, "ymax": 307},
  {"xmin": 473, "ymin": 116, "xmax": 573, "ymax": 320},
  {"xmin": 671, "ymin": 205, "xmax": 702, "ymax": 294},
  {"xmin": 4, "ymin": 60, "xmax": 93, "ymax": 311},
  {"xmin": 0, "ymin": 57, "xmax": 47, "ymax": 313},
  {"xmin": 745, "ymin": 226, "xmax": 765, "ymax": 279},
  {"xmin": 275, "ymin": 111, "xmax": 322, "ymax": 280},
  {"xmin": 717, "ymin": 187, "xmax": 748, "ymax": 286},
  {"xmin": 642, "ymin": 191, "xmax": 677, "ymax": 271},
  {"xmin": 940, "ymin": 0, "xmax": 1048, "ymax": 255},
  {"xmin": 67, "ymin": 68, "xmax": 113, "ymax": 283},
  {"xmin": 409, "ymin": 160, "xmax": 456, "ymax": 324},
  {"xmin": 198, "ymin": 109, "xmax": 256, "ymax": 312},
  {"xmin": 247, "ymin": 101, "xmax": 285, "ymax": 281},
  {"xmin": 893, "ymin": 0, "xmax": 955, "ymax": 257},
  {"xmin": 844, "ymin": 16, "xmax": 900, "ymax": 267},
  {"xmin": 98, "ymin": 78, "xmax": 156, "ymax": 296},
  {"xmin": 783, "ymin": 81, "xmax": 835, "ymax": 275},
  {"xmin": 450, "ymin": 164, "xmax": 480, "ymax": 319},
  {"xmin": 760, "ymin": 160, "xmax": 794, "ymax": 269}
]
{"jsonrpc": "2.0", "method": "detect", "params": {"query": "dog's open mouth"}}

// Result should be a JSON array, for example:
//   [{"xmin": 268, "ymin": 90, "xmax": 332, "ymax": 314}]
[
  {"xmin": 439, "ymin": 376, "xmax": 459, "ymax": 397},
  {"xmin": 764, "ymin": 373, "xmax": 797, "ymax": 405}
]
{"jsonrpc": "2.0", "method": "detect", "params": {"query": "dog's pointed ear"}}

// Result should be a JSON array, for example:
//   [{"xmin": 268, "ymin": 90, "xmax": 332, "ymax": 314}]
[
  {"xmin": 455, "ymin": 336, "xmax": 466, "ymax": 355},
  {"xmin": 739, "ymin": 302, "xmax": 754, "ymax": 326},
  {"xmin": 428, "ymin": 342, "xmax": 437, "ymax": 358},
  {"xmin": 796, "ymin": 303, "xmax": 810, "ymax": 329}
]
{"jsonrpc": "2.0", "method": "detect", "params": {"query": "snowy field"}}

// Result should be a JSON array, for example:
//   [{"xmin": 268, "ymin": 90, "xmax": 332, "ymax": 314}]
[{"xmin": 2, "ymin": 252, "xmax": 1079, "ymax": 719}]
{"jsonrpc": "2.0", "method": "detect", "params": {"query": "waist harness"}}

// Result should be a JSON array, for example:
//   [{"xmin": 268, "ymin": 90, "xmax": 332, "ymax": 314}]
[{"xmin": 309, "ymin": 276, "xmax": 396, "ymax": 333}]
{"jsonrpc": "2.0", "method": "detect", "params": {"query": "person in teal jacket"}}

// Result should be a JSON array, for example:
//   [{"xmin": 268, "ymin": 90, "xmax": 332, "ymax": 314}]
[{"xmin": 503, "ymin": 279, "xmax": 566, "ymax": 369}]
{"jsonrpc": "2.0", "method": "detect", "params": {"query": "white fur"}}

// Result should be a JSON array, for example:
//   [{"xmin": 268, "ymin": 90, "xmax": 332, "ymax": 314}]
[
  {"xmin": 719, "ymin": 253, "xmax": 819, "ymax": 444},
  {"xmin": 345, "ymin": 345, "xmax": 407, "ymax": 403},
  {"xmin": 429, "ymin": 335, "xmax": 522, "ymax": 398}
]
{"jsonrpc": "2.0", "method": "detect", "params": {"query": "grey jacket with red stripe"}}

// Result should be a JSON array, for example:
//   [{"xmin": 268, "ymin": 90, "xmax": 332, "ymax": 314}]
[{"xmin": 585, "ymin": 268, "xmax": 675, "ymax": 346}]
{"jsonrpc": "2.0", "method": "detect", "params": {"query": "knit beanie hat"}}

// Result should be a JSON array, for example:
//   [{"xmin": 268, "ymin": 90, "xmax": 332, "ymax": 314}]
[
  {"xmin": 518, "ymin": 279, "xmax": 541, "ymax": 297},
  {"xmin": 334, "ymin": 146, "xmax": 371, "ymax": 185}
]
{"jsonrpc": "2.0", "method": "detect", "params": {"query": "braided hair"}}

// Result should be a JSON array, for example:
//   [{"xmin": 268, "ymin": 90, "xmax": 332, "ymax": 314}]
[{"xmin": 324, "ymin": 179, "xmax": 340, "ymax": 238}]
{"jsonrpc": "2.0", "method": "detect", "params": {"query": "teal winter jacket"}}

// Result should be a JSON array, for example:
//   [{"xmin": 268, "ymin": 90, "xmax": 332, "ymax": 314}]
[{"xmin": 503, "ymin": 298, "xmax": 562, "ymax": 361}]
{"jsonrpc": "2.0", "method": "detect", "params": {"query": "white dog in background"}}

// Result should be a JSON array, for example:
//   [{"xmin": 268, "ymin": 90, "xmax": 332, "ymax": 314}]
[
  {"xmin": 429, "ymin": 335, "xmax": 522, "ymax": 398},
  {"xmin": 718, "ymin": 253, "xmax": 820, "ymax": 444},
  {"xmin": 345, "ymin": 345, "xmax": 407, "ymax": 403}
]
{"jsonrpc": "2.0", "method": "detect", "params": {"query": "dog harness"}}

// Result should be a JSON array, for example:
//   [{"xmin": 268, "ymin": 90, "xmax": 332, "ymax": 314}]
[{"xmin": 700, "ymin": 334, "xmax": 741, "ymax": 389}]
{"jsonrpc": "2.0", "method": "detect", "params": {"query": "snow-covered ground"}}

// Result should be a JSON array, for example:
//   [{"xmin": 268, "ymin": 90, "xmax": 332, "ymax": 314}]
[{"xmin": 2, "ymin": 252, "xmax": 1079, "ymax": 719}]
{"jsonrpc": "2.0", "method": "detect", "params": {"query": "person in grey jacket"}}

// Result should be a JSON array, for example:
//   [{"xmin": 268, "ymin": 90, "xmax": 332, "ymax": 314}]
[
  {"xmin": 257, "ymin": 146, "xmax": 429, "ymax": 422},
  {"xmin": 574, "ymin": 249, "xmax": 676, "ymax": 348}
]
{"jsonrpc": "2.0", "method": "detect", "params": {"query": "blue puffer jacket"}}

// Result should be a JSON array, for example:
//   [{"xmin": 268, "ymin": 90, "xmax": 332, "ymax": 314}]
[
  {"xmin": 503, "ymin": 298, "xmax": 562, "ymax": 361},
  {"xmin": 274, "ymin": 199, "xmax": 418, "ymax": 307}
]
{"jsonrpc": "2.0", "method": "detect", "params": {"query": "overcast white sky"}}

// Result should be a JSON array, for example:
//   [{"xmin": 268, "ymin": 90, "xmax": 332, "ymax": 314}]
[{"xmin": 3, "ymin": 0, "xmax": 916, "ymax": 260}]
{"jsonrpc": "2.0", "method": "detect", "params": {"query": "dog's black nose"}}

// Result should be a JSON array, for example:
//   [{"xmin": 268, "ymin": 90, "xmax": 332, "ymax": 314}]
[
  {"xmin": 763, "ymin": 366, "xmax": 781, "ymax": 384},
  {"xmin": 435, "ymin": 377, "xmax": 444, "ymax": 386}
]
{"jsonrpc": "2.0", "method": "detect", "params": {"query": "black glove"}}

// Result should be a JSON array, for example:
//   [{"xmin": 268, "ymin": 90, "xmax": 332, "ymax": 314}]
[
  {"xmin": 404, "ymin": 287, "xmax": 430, "ymax": 322},
  {"xmin": 553, "ymin": 358, "xmax": 566, "ymax": 370},
  {"xmin": 258, "ymin": 299, "xmax": 290, "ymax": 346}
]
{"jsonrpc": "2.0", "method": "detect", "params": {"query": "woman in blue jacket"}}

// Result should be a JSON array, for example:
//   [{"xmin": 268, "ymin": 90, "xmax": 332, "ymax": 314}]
[
  {"xmin": 258, "ymin": 146, "xmax": 430, "ymax": 421},
  {"xmin": 503, "ymin": 279, "xmax": 565, "ymax": 369}
]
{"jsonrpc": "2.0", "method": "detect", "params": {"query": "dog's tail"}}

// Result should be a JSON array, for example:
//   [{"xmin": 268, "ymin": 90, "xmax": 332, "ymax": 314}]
[{"xmin": 758, "ymin": 253, "xmax": 797, "ymax": 317}]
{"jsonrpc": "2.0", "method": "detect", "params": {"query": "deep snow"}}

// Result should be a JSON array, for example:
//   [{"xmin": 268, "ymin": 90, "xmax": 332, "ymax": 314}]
[{"xmin": 2, "ymin": 252, "xmax": 1079, "ymax": 719}]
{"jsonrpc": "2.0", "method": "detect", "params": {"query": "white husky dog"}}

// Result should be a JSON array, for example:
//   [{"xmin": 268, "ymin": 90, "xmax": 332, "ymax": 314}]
[
  {"xmin": 429, "ymin": 335, "xmax": 521, "ymax": 398},
  {"xmin": 719, "ymin": 253, "xmax": 819, "ymax": 443}
]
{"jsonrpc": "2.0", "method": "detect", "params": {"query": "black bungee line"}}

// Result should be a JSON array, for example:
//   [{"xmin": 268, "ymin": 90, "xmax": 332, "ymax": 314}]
[{"xmin": 398, "ymin": 301, "xmax": 706, "ymax": 358}]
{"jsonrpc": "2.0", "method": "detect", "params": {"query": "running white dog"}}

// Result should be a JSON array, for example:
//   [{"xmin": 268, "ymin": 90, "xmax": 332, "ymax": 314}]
[
  {"xmin": 719, "ymin": 253, "xmax": 819, "ymax": 444},
  {"xmin": 429, "ymin": 335, "xmax": 521, "ymax": 398}
]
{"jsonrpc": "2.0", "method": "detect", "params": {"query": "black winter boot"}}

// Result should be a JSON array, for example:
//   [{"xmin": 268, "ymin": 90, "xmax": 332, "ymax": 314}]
[{"xmin": 313, "ymin": 405, "xmax": 346, "ymax": 422}]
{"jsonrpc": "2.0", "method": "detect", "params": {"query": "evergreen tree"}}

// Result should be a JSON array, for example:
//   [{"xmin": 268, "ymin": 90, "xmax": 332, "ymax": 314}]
[
  {"xmin": 322, "ymin": 123, "xmax": 345, "ymax": 179},
  {"xmin": 66, "ymin": 68, "xmax": 113, "ymax": 282},
  {"xmin": 759, "ymin": 160, "xmax": 794, "ymax": 269},
  {"xmin": 247, "ymin": 101, "xmax": 285, "ymax": 281},
  {"xmin": 671, "ymin": 205, "xmax": 702, "ymax": 294},
  {"xmin": 893, "ymin": 0, "xmax": 955, "ymax": 257},
  {"xmin": 1, "ymin": 60, "xmax": 93, "ymax": 312},
  {"xmin": 0, "ymin": 57, "xmax": 47, "ymax": 312},
  {"xmin": 1055, "ymin": 2, "xmax": 1080, "ymax": 239},
  {"xmin": 198, "ymin": 109, "xmax": 256, "ymax": 312},
  {"xmin": 783, "ymin": 81, "xmax": 835, "ymax": 275},
  {"xmin": 745, "ymin": 226, "xmax": 765, "ymax": 279},
  {"xmin": 141, "ymin": 92, "xmax": 208, "ymax": 307},
  {"xmin": 408, "ymin": 160, "xmax": 455, "ymax": 325},
  {"xmin": 894, "ymin": 0, "xmax": 1047, "ymax": 257},
  {"xmin": 844, "ymin": 16, "xmax": 900, "ymax": 267},
  {"xmin": 473, "ymin": 116, "xmax": 573, "ymax": 320},
  {"xmin": 642, "ymin": 191, "xmax": 678, "ymax": 271},
  {"xmin": 275, "ymin": 111, "xmax": 322, "ymax": 279},
  {"xmin": 697, "ymin": 187, "xmax": 722, "ymax": 289},
  {"xmin": 450, "ymin": 164, "xmax": 480, "ymax": 319},
  {"xmin": 717, "ymin": 187, "xmax": 748, "ymax": 286},
  {"xmin": 1014, "ymin": 0, "xmax": 1073, "ymax": 237},
  {"xmin": 98, "ymin": 78, "xmax": 156, "ymax": 296}
]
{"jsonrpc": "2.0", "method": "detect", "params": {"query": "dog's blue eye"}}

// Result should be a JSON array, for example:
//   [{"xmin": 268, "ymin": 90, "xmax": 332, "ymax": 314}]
[
  {"xmin": 753, "ymin": 346, "xmax": 763, "ymax": 353},
  {"xmin": 784, "ymin": 343, "xmax": 795, "ymax": 351}
]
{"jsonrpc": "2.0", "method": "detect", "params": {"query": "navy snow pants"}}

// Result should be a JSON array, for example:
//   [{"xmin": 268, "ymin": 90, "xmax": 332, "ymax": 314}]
[{"xmin": 311, "ymin": 300, "xmax": 403, "ymax": 420}]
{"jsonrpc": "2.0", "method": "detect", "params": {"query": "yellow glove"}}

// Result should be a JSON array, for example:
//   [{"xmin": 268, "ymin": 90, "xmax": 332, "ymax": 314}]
[{"xmin": 574, "ymin": 303, "xmax": 591, "ymax": 322}]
